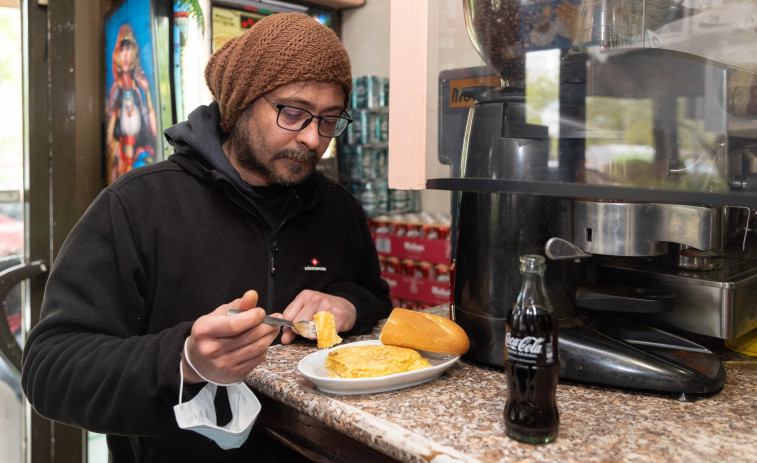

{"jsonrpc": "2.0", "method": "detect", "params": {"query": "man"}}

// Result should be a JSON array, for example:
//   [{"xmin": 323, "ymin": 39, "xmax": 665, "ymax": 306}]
[{"xmin": 22, "ymin": 13, "xmax": 392, "ymax": 462}]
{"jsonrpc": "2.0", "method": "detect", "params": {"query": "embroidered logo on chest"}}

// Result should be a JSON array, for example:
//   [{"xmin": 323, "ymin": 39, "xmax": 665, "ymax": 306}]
[{"xmin": 304, "ymin": 257, "xmax": 327, "ymax": 272}]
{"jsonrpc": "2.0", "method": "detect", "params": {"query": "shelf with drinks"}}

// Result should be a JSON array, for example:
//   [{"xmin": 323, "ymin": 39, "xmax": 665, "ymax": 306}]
[
  {"xmin": 369, "ymin": 213, "xmax": 452, "ymax": 306},
  {"xmin": 345, "ymin": 77, "xmax": 452, "ymax": 306},
  {"xmin": 339, "ymin": 75, "xmax": 420, "ymax": 218}
]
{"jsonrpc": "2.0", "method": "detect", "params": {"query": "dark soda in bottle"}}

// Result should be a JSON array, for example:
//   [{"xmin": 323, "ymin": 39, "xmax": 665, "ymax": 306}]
[{"xmin": 504, "ymin": 254, "xmax": 559, "ymax": 444}]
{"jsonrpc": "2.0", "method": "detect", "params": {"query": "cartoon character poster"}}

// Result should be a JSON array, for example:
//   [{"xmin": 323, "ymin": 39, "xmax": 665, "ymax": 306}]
[{"xmin": 104, "ymin": 0, "xmax": 160, "ymax": 184}]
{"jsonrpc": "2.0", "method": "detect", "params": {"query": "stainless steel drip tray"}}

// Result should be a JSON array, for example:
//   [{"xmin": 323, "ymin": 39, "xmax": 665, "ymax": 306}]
[{"xmin": 597, "ymin": 250, "xmax": 757, "ymax": 340}]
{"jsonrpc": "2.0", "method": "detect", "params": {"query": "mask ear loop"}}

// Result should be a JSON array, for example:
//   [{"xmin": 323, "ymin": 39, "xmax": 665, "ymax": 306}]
[
  {"xmin": 182, "ymin": 337, "xmax": 238, "ymax": 386},
  {"xmin": 178, "ymin": 359, "xmax": 186, "ymax": 405}
]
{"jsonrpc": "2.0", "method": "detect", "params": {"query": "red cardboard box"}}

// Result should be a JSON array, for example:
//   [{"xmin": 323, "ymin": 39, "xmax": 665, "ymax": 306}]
[
  {"xmin": 381, "ymin": 272, "xmax": 451, "ymax": 306},
  {"xmin": 374, "ymin": 234, "xmax": 451, "ymax": 265}
]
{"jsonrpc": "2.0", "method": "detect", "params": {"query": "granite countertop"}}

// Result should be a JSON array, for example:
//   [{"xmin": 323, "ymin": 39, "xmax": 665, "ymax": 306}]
[{"xmin": 246, "ymin": 307, "xmax": 757, "ymax": 462}]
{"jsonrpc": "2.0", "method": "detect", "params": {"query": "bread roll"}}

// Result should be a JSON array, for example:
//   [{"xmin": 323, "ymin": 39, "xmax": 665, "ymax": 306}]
[{"xmin": 379, "ymin": 308, "xmax": 469, "ymax": 355}]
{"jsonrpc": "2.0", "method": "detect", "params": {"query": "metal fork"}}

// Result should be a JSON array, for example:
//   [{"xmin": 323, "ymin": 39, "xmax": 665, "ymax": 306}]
[{"xmin": 227, "ymin": 309, "xmax": 317, "ymax": 339}]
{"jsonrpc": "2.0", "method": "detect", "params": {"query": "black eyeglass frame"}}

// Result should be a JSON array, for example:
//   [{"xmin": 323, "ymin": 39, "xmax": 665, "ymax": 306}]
[{"xmin": 263, "ymin": 95, "xmax": 353, "ymax": 138}]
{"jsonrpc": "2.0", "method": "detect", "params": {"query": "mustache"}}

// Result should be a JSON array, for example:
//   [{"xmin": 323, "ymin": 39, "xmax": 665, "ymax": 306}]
[{"xmin": 272, "ymin": 148, "xmax": 318, "ymax": 163}]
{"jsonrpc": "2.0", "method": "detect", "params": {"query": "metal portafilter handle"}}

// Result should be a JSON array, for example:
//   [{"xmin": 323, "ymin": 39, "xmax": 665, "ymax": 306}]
[{"xmin": 545, "ymin": 237, "xmax": 592, "ymax": 260}]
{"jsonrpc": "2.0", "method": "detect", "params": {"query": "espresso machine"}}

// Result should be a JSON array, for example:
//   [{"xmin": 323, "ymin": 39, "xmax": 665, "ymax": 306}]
[{"xmin": 437, "ymin": 0, "xmax": 757, "ymax": 397}]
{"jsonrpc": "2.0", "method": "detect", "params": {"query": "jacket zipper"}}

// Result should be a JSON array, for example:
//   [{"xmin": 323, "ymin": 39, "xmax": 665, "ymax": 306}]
[
  {"xmin": 267, "ymin": 236, "xmax": 277, "ymax": 310},
  {"xmin": 265, "ymin": 191, "xmax": 299, "ymax": 311}
]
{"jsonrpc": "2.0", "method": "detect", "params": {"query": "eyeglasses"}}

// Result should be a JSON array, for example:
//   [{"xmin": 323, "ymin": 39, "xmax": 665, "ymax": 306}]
[{"xmin": 263, "ymin": 96, "xmax": 352, "ymax": 138}]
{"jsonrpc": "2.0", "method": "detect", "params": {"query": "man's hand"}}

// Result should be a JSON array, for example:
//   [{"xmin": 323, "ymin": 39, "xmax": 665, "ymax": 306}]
[
  {"xmin": 279, "ymin": 290, "xmax": 356, "ymax": 344},
  {"xmin": 182, "ymin": 290, "xmax": 280, "ymax": 384}
]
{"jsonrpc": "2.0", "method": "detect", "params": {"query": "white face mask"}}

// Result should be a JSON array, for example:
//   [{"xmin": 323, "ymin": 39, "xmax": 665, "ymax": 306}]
[
  {"xmin": 173, "ymin": 340, "xmax": 261, "ymax": 449},
  {"xmin": 173, "ymin": 380, "xmax": 261, "ymax": 449}
]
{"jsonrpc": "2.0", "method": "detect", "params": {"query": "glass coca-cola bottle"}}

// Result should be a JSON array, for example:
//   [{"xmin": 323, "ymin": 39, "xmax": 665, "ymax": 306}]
[{"xmin": 504, "ymin": 254, "xmax": 559, "ymax": 444}]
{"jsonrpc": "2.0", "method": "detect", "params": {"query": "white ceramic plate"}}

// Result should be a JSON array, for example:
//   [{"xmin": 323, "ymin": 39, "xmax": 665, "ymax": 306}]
[{"xmin": 297, "ymin": 339, "xmax": 460, "ymax": 395}]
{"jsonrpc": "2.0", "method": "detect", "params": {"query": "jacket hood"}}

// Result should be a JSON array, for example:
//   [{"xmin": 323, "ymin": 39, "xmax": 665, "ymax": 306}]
[{"xmin": 164, "ymin": 101, "xmax": 251, "ymax": 195}]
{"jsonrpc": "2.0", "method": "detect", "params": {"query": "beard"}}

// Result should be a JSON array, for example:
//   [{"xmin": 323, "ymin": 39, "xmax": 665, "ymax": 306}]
[{"xmin": 228, "ymin": 113, "xmax": 319, "ymax": 187}]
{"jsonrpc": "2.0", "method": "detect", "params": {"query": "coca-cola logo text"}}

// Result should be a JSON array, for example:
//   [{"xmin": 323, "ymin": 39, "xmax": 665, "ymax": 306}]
[{"xmin": 505, "ymin": 332, "xmax": 545, "ymax": 355}]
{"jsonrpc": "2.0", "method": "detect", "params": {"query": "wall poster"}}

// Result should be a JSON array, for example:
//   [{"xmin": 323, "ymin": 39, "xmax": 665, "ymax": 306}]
[{"xmin": 104, "ymin": 0, "xmax": 162, "ymax": 184}]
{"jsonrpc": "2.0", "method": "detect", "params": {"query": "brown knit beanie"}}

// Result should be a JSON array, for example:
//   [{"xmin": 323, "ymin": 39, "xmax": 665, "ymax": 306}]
[{"xmin": 205, "ymin": 12, "xmax": 353, "ymax": 134}]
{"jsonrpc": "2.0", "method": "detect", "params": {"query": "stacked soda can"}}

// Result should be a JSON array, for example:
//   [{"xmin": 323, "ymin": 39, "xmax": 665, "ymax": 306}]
[
  {"xmin": 370, "ymin": 212, "xmax": 451, "ymax": 241},
  {"xmin": 339, "ymin": 76, "xmax": 412, "ymax": 218}
]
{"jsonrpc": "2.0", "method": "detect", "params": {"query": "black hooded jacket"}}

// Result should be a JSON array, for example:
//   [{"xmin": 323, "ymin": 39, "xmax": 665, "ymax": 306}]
[{"xmin": 21, "ymin": 102, "xmax": 392, "ymax": 462}]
